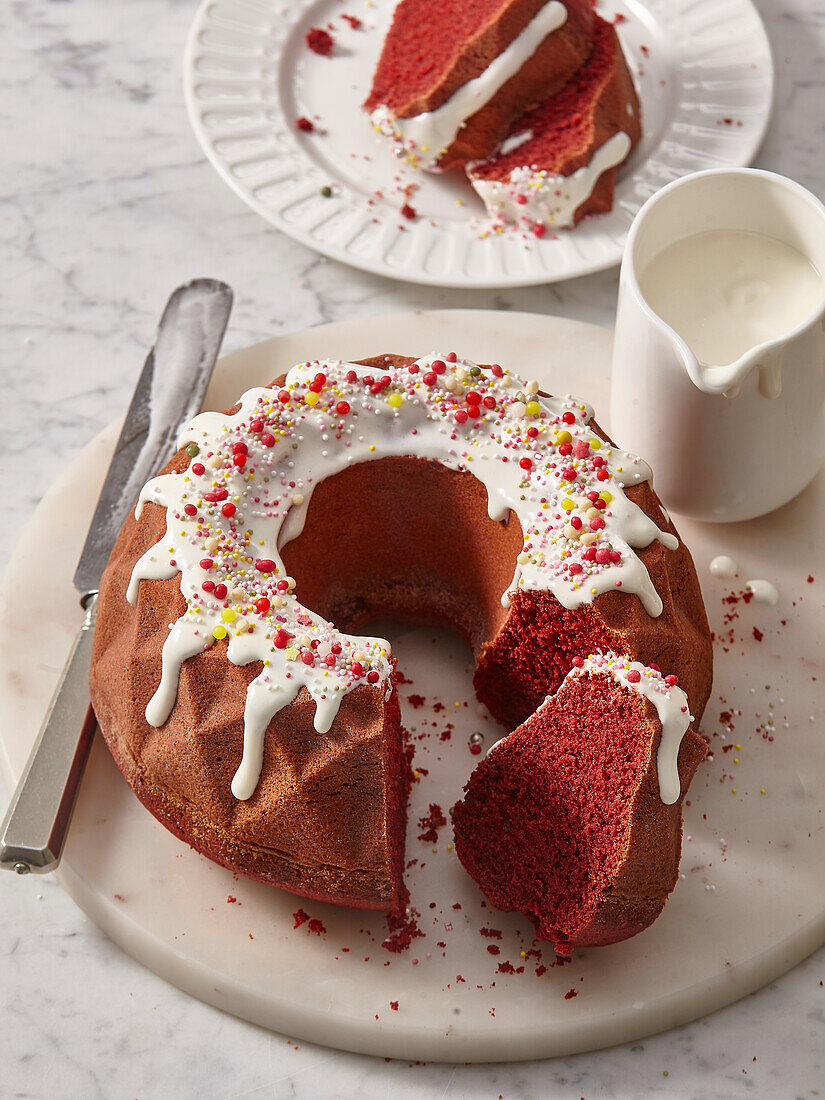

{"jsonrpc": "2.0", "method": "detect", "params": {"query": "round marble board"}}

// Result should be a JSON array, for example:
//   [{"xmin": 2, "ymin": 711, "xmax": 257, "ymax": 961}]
[
  {"xmin": 1, "ymin": 310, "xmax": 822, "ymax": 1063},
  {"xmin": 184, "ymin": 0, "xmax": 773, "ymax": 287}
]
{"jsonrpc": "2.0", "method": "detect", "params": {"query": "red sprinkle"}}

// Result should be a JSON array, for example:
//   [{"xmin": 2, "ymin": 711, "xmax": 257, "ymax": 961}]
[
  {"xmin": 571, "ymin": 656, "xmax": 584, "ymax": 667},
  {"xmin": 665, "ymin": 674, "xmax": 679, "ymax": 686},
  {"xmin": 255, "ymin": 597, "xmax": 270, "ymax": 614},
  {"xmin": 199, "ymin": 558, "xmax": 213, "ymax": 570},
  {"xmin": 562, "ymin": 412, "xmax": 576, "ymax": 424},
  {"xmin": 626, "ymin": 669, "xmax": 642, "ymax": 683},
  {"xmin": 336, "ymin": 400, "xmax": 350, "ymax": 415},
  {"xmin": 431, "ymin": 359, "xmax": 446, "ymax": 374},
  {"xmin": 191, "ymin": 462, "xmax": 205, "ymax": 476},
  {"xmin": 256, "ymin": 558, "xmax": 277, "ymax": 573},
  {"xmin": 184, "ymin": 503, "xmax": 198, "ymax": 517},
  {"xmin": 261, "ymin": 434, "xmax": 276, "ymax": 447},
  {"xmin": 367, "ymin": 670, "xmax": 380, "ymax": 684},
  {"xmin": 221, "ymin": 502, "xmax": 236, "ymax": 517},
  {"xmin": 214, "ymin": 583, "xmax": 227, "ymax": 600},
  {"xmin": 250, "ymin": 419, "xmax": 264, "ymax": 433},
  {"xmin": 519, "ymin": 457, "xmax": 532, "ymax": 471}
]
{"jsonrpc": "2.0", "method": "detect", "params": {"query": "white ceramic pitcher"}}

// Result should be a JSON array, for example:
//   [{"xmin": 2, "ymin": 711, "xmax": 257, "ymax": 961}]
[{"xmin": 611, "ymin": 168, "xmax": 825, "ymax": 523}]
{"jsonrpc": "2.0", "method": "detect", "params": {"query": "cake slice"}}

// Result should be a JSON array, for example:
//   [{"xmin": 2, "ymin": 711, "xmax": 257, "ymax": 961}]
[
  {"xmin": 467, "ymin": 14, "xmax": 641, "ymax": 231},
  {"xmin": 452, "ymin": 654, "xmax": 707, "ymax": 953},
  {"xmin": 365, "ymin": 0, "xmax": 595, "ymax": 171}
]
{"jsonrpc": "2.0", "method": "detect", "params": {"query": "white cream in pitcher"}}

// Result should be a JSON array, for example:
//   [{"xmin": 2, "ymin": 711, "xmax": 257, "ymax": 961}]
[{"xmin": 638, "ymin": 229, "xmax": 825, "ymax": 367}]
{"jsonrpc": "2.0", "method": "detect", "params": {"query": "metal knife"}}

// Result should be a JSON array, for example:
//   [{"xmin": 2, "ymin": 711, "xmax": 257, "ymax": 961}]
[{"xmin": 0, "ymin": 278, "xmax": 233, "ymax": 875}]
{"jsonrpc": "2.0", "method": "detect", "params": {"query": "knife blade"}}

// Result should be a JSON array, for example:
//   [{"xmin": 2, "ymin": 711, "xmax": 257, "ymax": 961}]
[{"xmin": 0, "ymin": 278, "xmax": 233, "ymax": 874}]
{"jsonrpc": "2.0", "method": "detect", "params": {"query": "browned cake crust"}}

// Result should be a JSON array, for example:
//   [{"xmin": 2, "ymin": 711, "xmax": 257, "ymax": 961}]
[{"xmin": 90, "ymin": 352, "xmax": 712, "ymax": 918}]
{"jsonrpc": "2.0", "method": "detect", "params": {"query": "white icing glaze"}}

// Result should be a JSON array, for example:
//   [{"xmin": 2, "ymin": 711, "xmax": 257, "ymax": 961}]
[
  {"xmin": 370, "ymin": 2, "xmax": 567, "ymax": 170},
  {"xmin": 567, "ymin": 653, "xmax": 693, "ymax": 805},
  {"xmin": 470, "ymin": 130, "xmax": 631, "ymax": 230},
  {"xmin": 746, "ymin": 578, "xmax": 779, "ymax": 605},
  {"xmin": 709, "ymin": 554, "xmax": 739, "ymax": 579},
  {"xmin": 127, "ymin": 354, "xmax": 677, "ymax": 800}
]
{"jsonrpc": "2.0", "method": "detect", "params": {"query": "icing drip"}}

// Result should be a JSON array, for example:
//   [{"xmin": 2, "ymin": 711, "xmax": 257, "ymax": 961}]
[
  {"xmin": 471, "ymin": 130, "xmax": 631, "ymax": 230},
  {"xmin": 127, "ymin": 354, "xmax": 677, "ymax": 800},
  {"xmin": 568, "ymin": 653, "xmax": 693, "ymax": 805},
  {"xmin": 746, "ymin": 579, "xmax": 779, "ymax": 605},
  {"xmin": 709, "ymin": 554, "xmax": 739, "ymax": 579},
  {"xmin": 370, "ymin": 2, "xmax": 567, "ymax": 170}
]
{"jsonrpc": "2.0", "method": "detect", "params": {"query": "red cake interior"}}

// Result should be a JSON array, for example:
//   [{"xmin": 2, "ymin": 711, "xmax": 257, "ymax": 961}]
[
  {"xmin": 453, "ymin": 673, "xmax": 670, "ymax": 952},
  {"xmin": 366, "ymin": 0, "xmax": 544, "ymax": 112},
  {"xmin": 471, "ymin": 14, "xmax": 633, "ymax": 181}
]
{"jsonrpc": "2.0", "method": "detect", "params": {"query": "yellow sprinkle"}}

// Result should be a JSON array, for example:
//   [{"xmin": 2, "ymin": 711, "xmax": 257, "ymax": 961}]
[
  {"xmin": 212, "ymin": 625, "xmax": 227, "ymax": 640},
  {"xmin": 732, "ymin": 789, "xmax": 737, "ymax": 794},
  {"xmin": 734, "ymin": 757, "xmax": 739, "ymax": 764},
  {"xmin": 304, "ymin": 391, "xmax": 319, "ymax": 406},
  {"xmin": 556, "ymin": 430, "xmax": 572, "ymax": 445},
  {"xmin": 600, "ymin": 491, "xmax": 613, "ymax": 504},
  {"xmin": 369, "ymin": 444, "xmax": 376, "ymax": 452},
  {"xmin": 446, "ymin": 844, "xmax": 453, "ymax": 851},
  {"xmin": 561, "ymin": 498, "xmax": 574, "ymax": 511},
  {"xmin": 589, "ymin": 438, "xmax": 601, "ymax": 449},
  {"xmin": 221, "ymin": 609, "xmax": 236, "ymax": 623},
  {"xmin": 760, "ymin": 788, "xmax": 766, "ymax": 794},
  {"xmin": 387, "ymin": 392, "xmax": 403, "ymax": 408},
  {"xmin": 525, "ymin": 400, "xmax": 540, "ymax": 417}
]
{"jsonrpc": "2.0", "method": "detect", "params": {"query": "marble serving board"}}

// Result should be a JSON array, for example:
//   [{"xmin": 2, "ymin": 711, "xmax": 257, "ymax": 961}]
[{"xmin": 0, "ymin": 309, "xmax": 822, "ymax": 1063}]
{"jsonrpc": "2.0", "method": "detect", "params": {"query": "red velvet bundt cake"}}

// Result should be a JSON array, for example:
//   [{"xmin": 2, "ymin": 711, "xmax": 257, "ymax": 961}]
[
  {"xmin": 90, "ymin": 352, "xmax": 712, "ymax": 942},
  {"xmin": 453, "ymin": 653, "xmax": 706, "ymax": 953},
  {"xmin": 467, "ymin": 14, "xmax": 641, "ymax": 231},
  {"xmin": 365, "ymin": 0, "xmax": 596, "ymax": 171}
]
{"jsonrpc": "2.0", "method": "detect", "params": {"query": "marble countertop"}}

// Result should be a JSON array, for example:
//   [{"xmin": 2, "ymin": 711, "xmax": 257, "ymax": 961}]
[{"xmin": 1, "ymin": 1, "xmax": 823, "ymax": 1095}]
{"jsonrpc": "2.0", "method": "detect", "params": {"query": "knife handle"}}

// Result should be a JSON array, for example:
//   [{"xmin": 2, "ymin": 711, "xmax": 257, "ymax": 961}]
[{"xmin": 0, "ymin": 594, "xmax": 99, "ymax": 874}]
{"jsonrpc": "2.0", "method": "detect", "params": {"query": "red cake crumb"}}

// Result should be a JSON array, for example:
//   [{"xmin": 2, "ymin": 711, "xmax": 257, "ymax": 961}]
[
  {"xmin": 564, "ymin": 988, "xmax": 578, "ymax": 999},
  {"xmin": 227, "ymin": 895, "xmax": 238, "ymax": 903},
  {"xmin": 753, "ymin": 627, "xmax": 764, "ymax": 642},
  {"xmin": 383, "ymin": 906, "xmax": 424, "ymax": 953},
  {"xmin": 342, "ymin": 14, "xmax": 362, "ymax": 29},
  {"xmin": 400, "ymin": 202, "xmax": 417, "ymax": 220},
  {"xmin": 295, "ymin": 117, "xmax": 314, "ymax": 133},
  {"xmin": 407, "ymin": 693, "xmax": 426, "ymax": 708},
  {"xmin": 306, "ymin": 27, "xmax": 334, "ymax": 56},
  {"xmin": 417, "ymin": 802, "xmax": 447, "ymax": 843},
  {"xmin": 390, "ymin": 1000, "xmax": 399, "ymax": 1010},
  {"xmin": 480, "ymin": 927, "xmax": 502, "ymax": 938},
  {"xmin": 614, "ymin": 11, "xmax": 627, "ymax": 22},
  {"xmin": 807, "ymin": 575, "xmax": 815, "ymax": 583},
  {"xmin": 487, "ymin": 944, "xmax": 501, "ymax": 955},
  {"xmin": 293, "ymin": 908, "xmax": 309, "ymax": 928},
  {"xmin": 308, "ymin": 918, "xmax": 326, "ymax": 935}
]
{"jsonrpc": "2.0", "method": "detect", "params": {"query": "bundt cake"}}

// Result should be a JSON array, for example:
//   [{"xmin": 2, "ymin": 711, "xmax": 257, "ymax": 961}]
[
  {"xmin": 467, "ymin": 14, "xmax": 642, "ymax": 231},
  {"xmin": 453, "ymin": 653, "xmax": 706, "ymax": 953},
  {"xmin": 365, "ymin": 0, "xmax": 596, "ymax": 171},
  {"xmin": 90, "ymin": 352, "xmax": 712, "ymax": 942}
]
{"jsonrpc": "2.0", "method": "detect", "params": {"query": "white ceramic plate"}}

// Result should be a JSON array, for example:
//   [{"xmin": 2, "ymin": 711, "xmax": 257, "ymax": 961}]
[
  {"xmin": 184, "ymin": 0, "xmax": 774, "ymax": 287},
  {"xmin": 1, "ymin": 310, "xmax": 823, "ymax": 1062}
]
